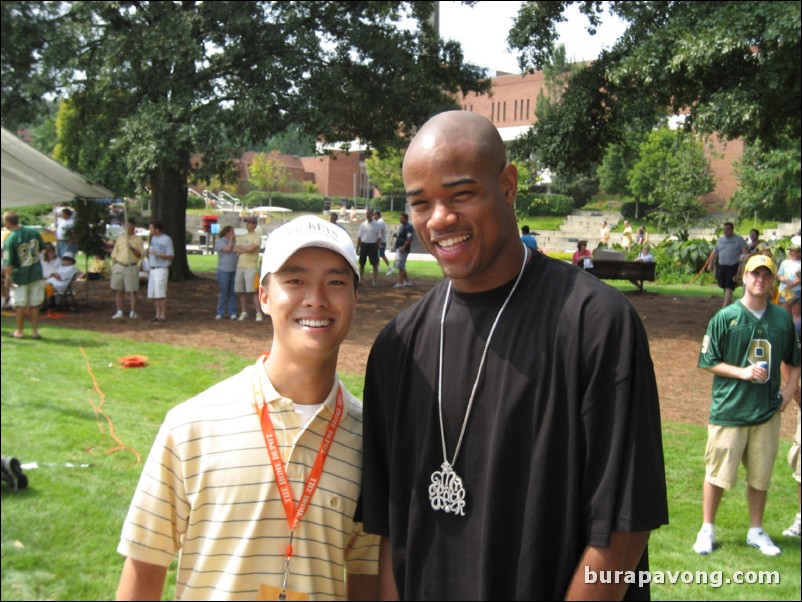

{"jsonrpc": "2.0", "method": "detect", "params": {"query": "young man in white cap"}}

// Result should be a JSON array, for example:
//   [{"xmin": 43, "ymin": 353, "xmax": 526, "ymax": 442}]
[
  {"xmin": 116, "ymin": 215, "xmax": 378, "ymax": 601},
  {"xmin": 695, "ymin": 254, "xmax": 801, "ymax": 556}
]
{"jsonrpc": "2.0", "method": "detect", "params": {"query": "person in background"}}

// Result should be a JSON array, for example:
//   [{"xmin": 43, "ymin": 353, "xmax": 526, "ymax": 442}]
[
  {"xmin": 87, "ymin": 253, "xmax": 111, "ymax": 281},
  {"xmin": 373, "ymin": 211, "xmax": 394, "ymax": 276},
  {"xmin": 356, "ymin": 207, "xmax": 381, "ymax": 287},
  {"xmin": 115, "ymin": 215, "xmax": 379, "ymax": 601},
  {"xmin": 214, "ymin": 225, "xmax": 238, "ymax": 321},
  {"xmin": 782, "ymin": 313, "xmax": 801, "ymax": 540},
  {"xmin": 361, "ymin": 111, "xmax": 668, "ymax": 600},
  {"xmin": 3, "ymin": 211, "xmax": 46, "ymax": 339},
  {"xmin": 44, "ymin": 251, "xmax": 78, "ymax": 297},
  {"xmin": 694, "ymin": 254, "xmax": 801, "ymax": 557},
  {"xmin": 234, "ymin": 216, "xmax": 263, "ymax": 322},
  {"xmin": 621, "ymin": 220, "xmax": 634, "ymax": 250},
  {"xmin": 392, "ymin": 213, "xmax": 414, "ymax": 288},
  {"xmin": 710, "ymin": 221, "xmax": 749, "ymax": 307},
  {"xmin": 55, "ymin": 207, "xmax": 77, "ymax": 257},
  {"xmin": 147, "ymin": 220, "xmax": 174, "ymax": 324},
  {"xmin": 571, "ymin": 240, "xmax": 593, "ymax": 267},
  {"xmin": 746, "ymin": 229, "xmax": 763, "ymax": 254},
  {"xmin": 636, "ymin": 244, "xmax": 655, "ymax": 263},
  {"xmin": 110, "ymin": 218, "xmax": 144, "ymax": 320},
  {"xmin": 520, "ymin": 225, "xmax": 538, "ymax": 252},
  {"xmin": 599, "ymin": 220, "xmax": 611, "ymax": 247},
  {"xmin": 777, "ymin": 244, "xmax": 801, "ymax": 320},
  {"xmin": 40, "ymin": 243, "xmax": 61, "ymax": 279}
]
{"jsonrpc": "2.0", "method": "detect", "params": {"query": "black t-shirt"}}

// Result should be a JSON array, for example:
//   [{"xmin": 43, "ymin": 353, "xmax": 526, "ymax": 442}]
[{"xmin": 361, "ymin": 252, "xmax": 668, "ymax": 600}]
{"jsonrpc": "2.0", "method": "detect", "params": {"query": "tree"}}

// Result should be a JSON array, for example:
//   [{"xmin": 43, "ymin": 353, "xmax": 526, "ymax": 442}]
[
  {"xmin": 596, "ymin": 132, "xmax": 645, "ymax": 197},
  {"xmin": 2, "ymin": 1, "xmax": 490, "ymax": 281},
  {"xmin": 628, "ymin": 128, "xmax": 712, "ymax": 239},
  {"xmin": 366, "ymin": 147, "xmax": 405, "ymax": 209},
  {"xmin": 248, "ymin": 151, "xmax": 291, "ymax": 205},
  {"xmin": 731, "ymin": 137, "xmax": 802, "ymax": 222},
  {"xmin": 508, "ymin": 1, "xmax": 802, "ymax": 197},
  {"xmin": 257, "ymin": 126, "xmax": 317, "ymax": 157},
  {"xmin": 509, "ymin": 2, "xmax": 801, "ymax": 146}
]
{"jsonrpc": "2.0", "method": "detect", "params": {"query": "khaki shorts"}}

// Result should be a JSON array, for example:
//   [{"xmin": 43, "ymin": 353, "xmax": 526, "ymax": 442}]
[
  {"xmin": 789, "ymin": 409, "xmax": 801, "ymax": 484},
  {"xmin": 234, "ymin": 268, "xmax": 257, "ymax": 293},
  {"xmin": 147, "ymin": 267, "xmax": 169, "ymax": 299},
  {"xmin": 11, "ymin": 280, "xmax": 45, "ymax": 308},
  {"xmin": 704, "ymin": 412, "xmax": 781, "ymax": 491},
  {"xmin": 111, "ymin": 263, "xmax": 140, "ymax": 293}
]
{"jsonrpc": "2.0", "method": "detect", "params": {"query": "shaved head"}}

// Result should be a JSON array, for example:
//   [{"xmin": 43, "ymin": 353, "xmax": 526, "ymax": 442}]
[{"xmin": 405, "ymin": 111, "xmax": 507, "ymax": 174}]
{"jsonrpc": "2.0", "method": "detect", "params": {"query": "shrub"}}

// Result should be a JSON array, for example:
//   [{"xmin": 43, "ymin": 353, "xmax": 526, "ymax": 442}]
[
  {"xmin": 550, "ymin": 173, "xmax": 599, "ymax": 207},
  {"xmin": 652, "ymin": 238, "xmax": 715, "ymax": 283},
  {"xmin": 517, "ymin": 192, "xmax": 573, "ymax": 217},
  {"xmin": 187, "ymin": 194, "xmax": 205, "ymax": 209},
  {"xmin": 621, "ymin": 201, "xmax": 657, "ymax": 219}
]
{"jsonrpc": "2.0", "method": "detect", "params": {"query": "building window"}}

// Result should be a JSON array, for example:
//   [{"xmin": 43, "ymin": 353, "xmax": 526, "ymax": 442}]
[
  {"xmin": 491, "ymin": 102, "xmax": 495, "ymax": 122},
  {"xmin": 503, "ymin": 101, "xmax": 507, "ymax": 121},
  {"xmin": 514, "ymin": 99, "xmax": 518, "ymax": 121},
  {"xmin": 526, "ymin": 99, "xmax": 530, "ymax": 120}
]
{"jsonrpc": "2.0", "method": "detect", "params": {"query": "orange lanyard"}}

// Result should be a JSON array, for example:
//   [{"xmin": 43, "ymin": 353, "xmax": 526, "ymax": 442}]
[{"xmin": 253, "ymin": 363, "xmax": 344, "ymax": 547}]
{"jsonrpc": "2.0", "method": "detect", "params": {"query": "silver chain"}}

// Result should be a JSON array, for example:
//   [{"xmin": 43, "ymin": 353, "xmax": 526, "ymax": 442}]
[{"xmin": 436, "ymin": 245, "xmax": 529, "ymax": 468}]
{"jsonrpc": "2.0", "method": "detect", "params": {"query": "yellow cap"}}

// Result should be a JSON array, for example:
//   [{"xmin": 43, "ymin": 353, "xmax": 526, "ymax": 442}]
[{"xmin": 744, "ymin": 254, "xmax": 777, "ymax": 274}]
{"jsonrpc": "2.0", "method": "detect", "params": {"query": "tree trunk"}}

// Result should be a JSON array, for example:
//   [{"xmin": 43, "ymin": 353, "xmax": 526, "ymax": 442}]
[{"xmin": 151, "ymin": 159, "xmax": 193, "ymax": 282}]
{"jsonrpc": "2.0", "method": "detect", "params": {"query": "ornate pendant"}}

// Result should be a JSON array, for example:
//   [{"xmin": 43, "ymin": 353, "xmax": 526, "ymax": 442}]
[{"xmin": 429, "ymin": 461, "xmax": 467, "ymax": 516}]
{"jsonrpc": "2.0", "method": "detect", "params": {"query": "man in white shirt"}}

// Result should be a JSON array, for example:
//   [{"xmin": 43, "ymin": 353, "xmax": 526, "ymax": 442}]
[
  {"xmin": 373, "ymin": 210, "xmax": 394, "ymax": 276},
  {"xmin": 45, "ymin": 251, "xmax": 78, "ymax": 296},
  {"xmin": 356, "ymin": 208, "xmax": 382, "ymax": 287}
]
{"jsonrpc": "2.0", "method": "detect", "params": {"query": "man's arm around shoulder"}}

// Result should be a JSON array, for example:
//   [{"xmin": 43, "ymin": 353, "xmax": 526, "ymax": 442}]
[{"xmin": 116, "ymin": 556, "xmax": 168, "ymax": 601}]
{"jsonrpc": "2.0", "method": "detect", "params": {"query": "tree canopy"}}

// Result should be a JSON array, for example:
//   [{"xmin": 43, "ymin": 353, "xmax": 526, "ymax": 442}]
[
  {"xmin": 1, "ymin": 1, "xmax": 490, "ymax": 279},
  {"xmin": 629, "ymin": 127, "xmax": 712, "ymax": 238},
  {"xmin": 508, "ymin": 1, "xmax": 801, "ymax": 174}
]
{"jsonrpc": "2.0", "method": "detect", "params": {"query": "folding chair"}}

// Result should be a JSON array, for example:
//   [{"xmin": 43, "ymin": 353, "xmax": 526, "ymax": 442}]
[{"xmin": 51, "ymin": 273, "xmax": 79, "ymax": 313}]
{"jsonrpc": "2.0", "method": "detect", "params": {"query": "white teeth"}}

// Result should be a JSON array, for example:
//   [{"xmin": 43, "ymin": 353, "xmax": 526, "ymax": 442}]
[
  {"xmin": 298, "ymin": 319, "xmax": 331, "ymax": 328},
  {"xmin": 437, "ymin": 235, "xmax": 470, "ymax": 248}
]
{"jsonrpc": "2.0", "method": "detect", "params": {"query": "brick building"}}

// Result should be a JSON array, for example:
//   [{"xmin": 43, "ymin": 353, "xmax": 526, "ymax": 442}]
[
  {"xmin": 456, "ymin": 70, "xmax": 742, "ymax": 210},
  {"xmin": 216, "ymin": 68, "xmax": 741, "ymax": 208}
]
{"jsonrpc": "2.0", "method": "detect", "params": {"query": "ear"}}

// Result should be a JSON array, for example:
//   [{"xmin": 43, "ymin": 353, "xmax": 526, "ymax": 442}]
[
  {"xmin": 258, "ymin": 284, "xmax": 271, "ymax": 315},
  {"xmin": 499, "ymin": 163, "xmax": 518, "ymax": 207}
]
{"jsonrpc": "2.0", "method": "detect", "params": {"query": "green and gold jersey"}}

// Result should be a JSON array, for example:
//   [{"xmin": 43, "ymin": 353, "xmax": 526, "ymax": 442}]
[{"xmin": 699, "ymin": 300, "xmax": 801, "ymax": 426}]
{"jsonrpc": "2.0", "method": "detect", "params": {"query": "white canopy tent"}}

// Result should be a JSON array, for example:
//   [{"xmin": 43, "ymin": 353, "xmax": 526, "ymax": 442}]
[{"xmin": 1, "ymin": 127, "xmax": 114, "ymax": 209}]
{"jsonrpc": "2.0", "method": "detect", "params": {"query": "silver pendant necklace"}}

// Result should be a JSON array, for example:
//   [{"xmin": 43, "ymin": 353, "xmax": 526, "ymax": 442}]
[{"xmin": 429, "ymin": 245, "xmax": 529, "ymax": 516}]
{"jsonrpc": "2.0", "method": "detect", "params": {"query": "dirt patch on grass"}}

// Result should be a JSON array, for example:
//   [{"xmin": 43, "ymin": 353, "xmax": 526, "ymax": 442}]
[{"xmin": 50, "ymin": 275, "xmax": 797, "ymax": 438}]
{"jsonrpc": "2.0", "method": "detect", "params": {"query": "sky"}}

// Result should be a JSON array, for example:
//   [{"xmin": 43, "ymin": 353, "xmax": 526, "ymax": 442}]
[{"xmin": 438, "ymin": 1, "xmax": 628, "ymax": 74}]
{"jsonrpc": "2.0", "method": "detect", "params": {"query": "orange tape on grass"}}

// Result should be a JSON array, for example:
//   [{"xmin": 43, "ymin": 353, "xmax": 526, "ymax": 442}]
[{"xmin": 79, "ymin": 347, "xmax": 141, "ymax": 465}]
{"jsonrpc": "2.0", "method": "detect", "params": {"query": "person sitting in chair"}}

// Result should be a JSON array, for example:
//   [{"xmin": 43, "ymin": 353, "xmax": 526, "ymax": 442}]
[{"xmin": 44, "ymin": 251, "xmax": 78, "ymax": 303}]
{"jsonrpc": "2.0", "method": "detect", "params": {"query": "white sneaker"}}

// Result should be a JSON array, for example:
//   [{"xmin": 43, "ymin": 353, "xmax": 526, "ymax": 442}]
[
  {"xmin": 746, "ymin": 529, "xmax": 782, "ymax": 556},
  {"xmin": 215, "ymin": 314, "xmax": 223, "ymax": 320},
  {"xmin": 393, "ymin": 283, "xmax": 404, "ymax": 288},
  {"xmin": 783, "ymin": 514, "xmax": 801, "ymax": 537},
  {"xmin": 238, "ymin": 312, "xmax": 249, "ymax": 321},
  {"xmin": 129, "ymin": 311, "xmax": 137, "ymax": 319},
  {"xmin": 403, "ymin": 281, "xmax": 414, "ymax": 287},
  {"xmin": 230, "ymin": 314, "xmax": 238, "ymax": 320},
  {"xmin": 111, "ymin": 310, "xmax": 124, "ymax": 320},
  {"xmin": 386, "ymin": 267, "xmax": 395, "ymax": 276},
  {"xmin": 693, "ymin": 528, "xmax": 715, "ymax": 555},
  {"xmin": 255, "ymin": 313, "xmax": 264, "ymax": 322}
]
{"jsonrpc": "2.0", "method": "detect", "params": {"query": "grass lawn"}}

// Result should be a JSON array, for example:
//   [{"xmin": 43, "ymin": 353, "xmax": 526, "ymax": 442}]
[{"xmin": 2, "ymin": 318, "xmax": 799, "ymax": 600}]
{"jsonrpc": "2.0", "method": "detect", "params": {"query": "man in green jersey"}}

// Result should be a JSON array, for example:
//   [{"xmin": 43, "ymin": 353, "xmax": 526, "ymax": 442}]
[
  {"xmin": 695, "ymin": 254, "xmax": 801, "ymax": 556},
  {"xmin": 2, "ymin": 211, "xmax": 46, "ymax": 339}
]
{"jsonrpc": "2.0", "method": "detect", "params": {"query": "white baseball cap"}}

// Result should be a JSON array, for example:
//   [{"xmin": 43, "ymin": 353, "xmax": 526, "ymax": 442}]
[{"xmin": 260, "ymin": 215, "xmax": 359, "ymax": 283}]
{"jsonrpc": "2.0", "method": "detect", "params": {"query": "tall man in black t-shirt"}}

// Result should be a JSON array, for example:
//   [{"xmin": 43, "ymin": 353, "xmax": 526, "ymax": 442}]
[{"xmin": 361, "ymin": 111, "xmax": 668, "ymax": 600}]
